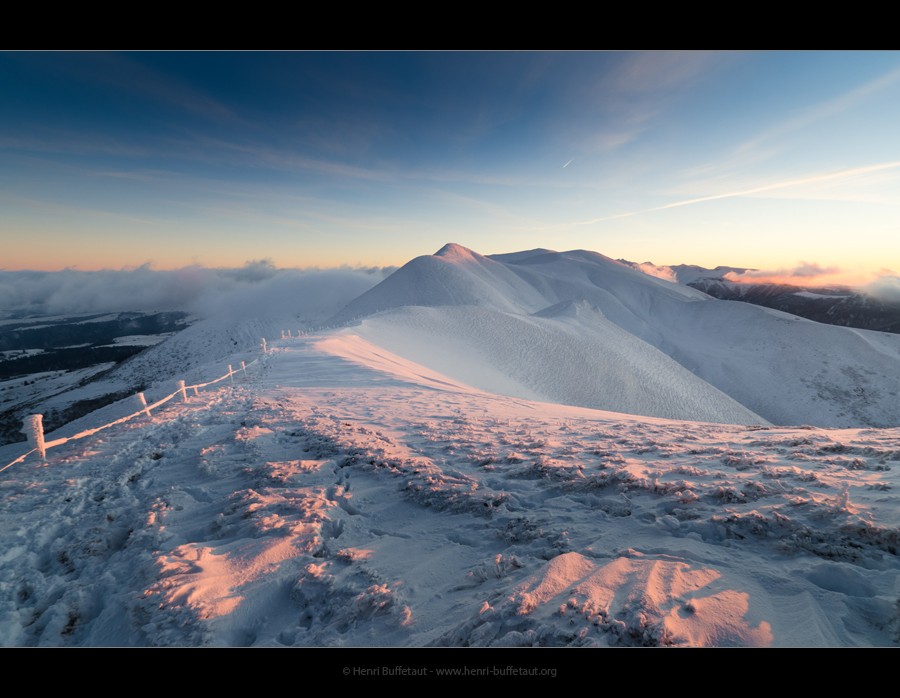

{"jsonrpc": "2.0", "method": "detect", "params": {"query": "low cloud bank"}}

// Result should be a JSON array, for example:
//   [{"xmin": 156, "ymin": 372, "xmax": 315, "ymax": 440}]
[
  {"xmin": 864, "ymin": 275, "xmax": 900, "ymax": 302},
  {"xmin": 634, "ymin": 262, "xmax": 678, "ymax": 283},
  {"xmin": 723, "ymin": 262, "xmax": 843, "ymax": 286},
  {"xmin": 0, "ymin": 261, "xmax": 393, "ymax": 321},
  {"xmin": 723, "ymin": 264, "xmax": 900, "ymax": 302}
]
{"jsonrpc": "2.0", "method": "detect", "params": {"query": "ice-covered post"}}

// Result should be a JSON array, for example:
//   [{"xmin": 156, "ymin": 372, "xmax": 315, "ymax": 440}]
[
  {"xmin": 261, "ymin": 338, "xmax": 267, "ymax": 353},
  {"xmin": 241, "ymin": 360, "xmax": 246, "ymax": 374},
  {"xmin": 178, "ymin": 380, "xmax": 188, "ymax": 402},
  {"xmin": 228, "ymin": 364, "xmax": 234, "ymax": 385},
  {"xmin": 136, "ymin": 392, "xmax": 151, "ymax": 418},
  {"xmin": 22, "ymin": 414, "xmax": 46, "ymax": 460}
]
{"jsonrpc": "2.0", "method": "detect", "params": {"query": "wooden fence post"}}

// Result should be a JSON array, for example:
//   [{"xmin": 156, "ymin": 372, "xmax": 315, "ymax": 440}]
[
  {"xmin": 178, "ymin": 380, "xmax": 187, "ymax": 402},
  {"xmin": 22, "ymin": 414, "xmax": 46, "ymax": 460},
  {"xmin": 261, "ymin": 338, "xmax": 267, "ymax": 353},
  {"xmin": 228, "ymin": 365, "xmax": 234, "ymax": 385},
  {"xmin": 136, "ymin": 392, "xmax": 151, "ymax": 417}
]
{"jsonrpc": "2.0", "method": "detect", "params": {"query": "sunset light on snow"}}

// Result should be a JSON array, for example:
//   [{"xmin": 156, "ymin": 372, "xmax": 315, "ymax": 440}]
[
  {"xmin": 3, "ymin": 52, "xmax": 900, "ymax": 654},
  {"xmin": 1, "ymin": 51, "xmax": 899, "ymax": 280}
]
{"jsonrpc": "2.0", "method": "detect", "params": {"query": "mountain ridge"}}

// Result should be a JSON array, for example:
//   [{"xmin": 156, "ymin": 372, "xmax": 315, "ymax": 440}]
[{"xmin": 327, "ymin": 243, "xmax": 900, "ymax": 428}]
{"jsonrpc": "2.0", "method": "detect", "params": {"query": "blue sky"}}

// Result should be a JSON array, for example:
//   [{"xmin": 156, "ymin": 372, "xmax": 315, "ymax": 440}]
[{"xmin": 2, "ymin": 51, "xmax": 899, "ymax": 280}]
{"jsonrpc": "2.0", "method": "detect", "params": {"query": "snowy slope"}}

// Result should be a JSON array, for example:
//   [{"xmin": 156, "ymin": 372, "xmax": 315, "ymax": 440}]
[
  {"xmin": 2, "ymin": 333, "xmax": 898, "ymax": 647},
  {"xmin": 354, "ymin": 305, "xmax": 764, "ymax": 425},
  {"xmin": 329, "ymin": 244, "xmax": 900, "ymax": 428},
  {"xmin": 3, "ymin": 244, "xmax": 900, "ymax": 648}
]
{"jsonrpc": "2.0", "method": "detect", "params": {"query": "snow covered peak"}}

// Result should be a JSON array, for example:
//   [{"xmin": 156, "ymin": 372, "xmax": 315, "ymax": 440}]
[
  {"xmin": 434, "ymin": 243, "xmax": 480, "ymax": 261},
  {"xmin": 328, "ymin": 244, "xmax": 548, "ymax": 323}
]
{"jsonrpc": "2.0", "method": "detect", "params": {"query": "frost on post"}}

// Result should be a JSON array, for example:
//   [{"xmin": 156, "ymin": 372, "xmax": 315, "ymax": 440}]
[
  {"xmin": 22, "ymin": 414, "xmax": 46, "ymax": 460},
  {"xmin": 178, "ymin": 379, "xmax": 188, "ymax": 402},
  {"xmin": 261, "ymin": 338, "xmax": 268, "ymax": 353},
  {"xmin": 136, "ymin": 392, "xmax": 152, "ymax": 418}
]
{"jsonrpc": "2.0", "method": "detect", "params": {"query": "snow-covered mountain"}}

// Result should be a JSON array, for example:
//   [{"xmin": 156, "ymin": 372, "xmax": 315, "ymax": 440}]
[
  {"xmin": 2, "ymin": 243, "xmax": 899, "ymax": 649},
  {"xmin": 624, "ymin": 261, "xmax": 900, "ymax": 335},
  {"xmin": 329, "ymin": 244, "xmax": 900, "ymax": 428},
  {"xmin": 687, "ymin": 278, "xmax": 900, "ymax": 335}
]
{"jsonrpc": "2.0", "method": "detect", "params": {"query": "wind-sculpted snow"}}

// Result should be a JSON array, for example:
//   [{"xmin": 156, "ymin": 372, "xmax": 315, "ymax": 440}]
[
  {"xmin": 2, "ymin": 335, "xmax": 898, "ymax": 647},
  {"xmin": 328, "ymin": 244, "xmax": 900, "ymax": 428}
]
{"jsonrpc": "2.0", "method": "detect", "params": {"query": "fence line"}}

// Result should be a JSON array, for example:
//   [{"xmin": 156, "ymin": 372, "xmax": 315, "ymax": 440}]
[
  {"xmin": 0, "ymin": 448, "xmax": 38, "ymax": 475},
  {"xmin": 1, "ymin": 350, "xmax": 265, "ymax": 476}
]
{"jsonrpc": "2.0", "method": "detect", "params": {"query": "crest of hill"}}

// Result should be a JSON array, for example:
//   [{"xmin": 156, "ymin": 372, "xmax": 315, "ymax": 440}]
[
  {"xmin": 329, "ymin": 243, "xmax": 706, "ymax": 327},
  {"xmin": 328, "ymin": 243, "xmax": 548, "ymax": 323}
]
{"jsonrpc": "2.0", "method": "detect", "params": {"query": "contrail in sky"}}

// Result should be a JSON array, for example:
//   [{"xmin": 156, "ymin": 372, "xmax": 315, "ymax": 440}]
[
  {"xmin": 569, "ymin": 160, "xmax": 900, "ymax": 227},
  {"xmin": 650, "ymin": 160, "xmax": 900, "ymax": 212}
]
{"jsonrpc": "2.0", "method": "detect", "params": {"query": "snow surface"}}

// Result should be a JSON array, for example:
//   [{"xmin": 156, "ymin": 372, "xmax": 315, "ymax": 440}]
[
  {"xmin": 1, "ymin": 332, "xmax": 898, "ymax": 647},
  {"xmin": 354, "ymin": 305, "xmax": 764, "ymax": 425},
  {"xmin": 0, "ymin": 365, "xmax": 117, "ymax": 414},
  {"xmin": 2, "ymin": 243, "xmax": 899, "ymax": 648},
  {"xmin": 105, "ymin": 333, "xmax": 178, "ymax": 347},
  {"xmin": 794, "ymin": 291, "xmax": 853, "ymax": 300}
]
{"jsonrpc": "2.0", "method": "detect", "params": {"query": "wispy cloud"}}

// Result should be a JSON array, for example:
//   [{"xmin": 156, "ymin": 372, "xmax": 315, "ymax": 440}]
[
  {"xmin": 561, "ymin": 160, "xmax": 900, "ymax": 229},
  {"xmin": 54, "ymin": 53, "xmax": 245, "ymax": 126},
  {"xmin": 653, "ymin": 160, "xmax": 900, "ymax": 211},
  {"xmin": 0, "ymin": 192, "xmax": 159, "ymax": 226},
  {"xmin": 736, "ymin": 63, "xmax": 900, "ymax": 158},
  {"xmin": 610, "ymin": 51, "xmax": 727, "ymax": 92},
  {"xmin": 583, "ymin": 51, "xmax": 735, "ymax": 152},
  {"xmin": 166, "ymin": 133, "xmax": 573, "ymax": 190},
  {"xmin": 427, "ymin": 189, "xmax": 544, "ymax": 226},
  {"xmin": 0, "ymin": 133, "xmax": 153, "ymax": 159},
  {"xmin": 573, "ymin": 211, "xmax": 638, "ymax": 226},
  {"xmin": 681, "ymin": 61, "xmax": 900, "ymax": 181}
]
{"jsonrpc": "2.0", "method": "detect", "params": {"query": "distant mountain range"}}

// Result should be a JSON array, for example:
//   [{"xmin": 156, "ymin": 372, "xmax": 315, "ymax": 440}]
[{"xmin": 620, "ymin": 261, "xmax": 900, "ymax": 334}]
